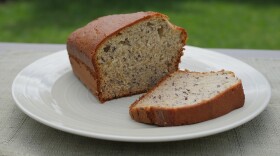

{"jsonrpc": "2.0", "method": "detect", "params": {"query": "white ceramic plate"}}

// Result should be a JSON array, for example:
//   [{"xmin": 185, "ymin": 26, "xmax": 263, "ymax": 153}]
[{"xmin": 12, "ymin": 46, "xmax": 271, "ymax": 142}]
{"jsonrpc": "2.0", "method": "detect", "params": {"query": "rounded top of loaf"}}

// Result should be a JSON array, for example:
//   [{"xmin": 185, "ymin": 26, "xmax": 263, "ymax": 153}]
[{"xmin": 67, "ymin": 12, "xmax": 186, "ymax": 65}]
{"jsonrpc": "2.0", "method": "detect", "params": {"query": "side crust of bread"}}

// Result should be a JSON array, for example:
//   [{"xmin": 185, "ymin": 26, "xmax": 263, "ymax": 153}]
[{"xmin": 129, "ymin": 71, "xmax": 245, "ymax": 126}]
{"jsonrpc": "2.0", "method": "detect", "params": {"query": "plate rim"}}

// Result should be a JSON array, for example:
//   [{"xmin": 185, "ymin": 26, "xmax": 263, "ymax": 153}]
[{"xmin": 12, "ymin": 46, "xmax": 271, "ymax": 142}]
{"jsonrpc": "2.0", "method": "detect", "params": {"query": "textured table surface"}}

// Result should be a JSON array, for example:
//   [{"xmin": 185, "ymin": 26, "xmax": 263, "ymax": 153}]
[{"xmin": 0, "ymin": 43, "xmax": 279, "ymax": 156}]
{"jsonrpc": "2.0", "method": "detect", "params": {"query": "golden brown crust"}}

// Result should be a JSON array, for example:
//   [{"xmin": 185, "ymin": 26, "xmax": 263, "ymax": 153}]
[
  {"xmin": 174, "ymin": 29, "xmax": 187, "ymax": 70},
  {"xmin": 129, "ymin": 71, "xmax": 245, "ymax": 126},
  {"xmin": 67, "ymin": 12, "xmax": 187, "ymax": 103},
  {"xmin": 69, "ymin": 55, "xmax": 99, "ymax": 97}
]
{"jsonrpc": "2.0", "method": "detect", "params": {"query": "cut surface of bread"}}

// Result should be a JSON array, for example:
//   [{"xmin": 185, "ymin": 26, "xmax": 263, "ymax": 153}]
[
  {"xmin": 67, "ymin": 12, "xmax": 187, "ymax": 103},
  {"xmin": 129, "ymin": 70, "xmax": 245, "ymax": 126}
]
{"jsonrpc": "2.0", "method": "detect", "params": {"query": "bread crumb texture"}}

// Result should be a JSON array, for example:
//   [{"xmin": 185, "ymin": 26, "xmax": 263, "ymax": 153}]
[
  {"xmin": 96, "ymin": 17, "xmax": 184, "ymax": 99},
  {"xmin": 134, "ymin": 70, "xmax": 240, "ymax": 107}
]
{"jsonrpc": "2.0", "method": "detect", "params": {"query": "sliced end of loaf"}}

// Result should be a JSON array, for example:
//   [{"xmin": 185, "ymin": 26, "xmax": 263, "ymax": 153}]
[
  {"xmin": 129, "ymin": 70, "xmax": 245, "ymax": 126},
  {"xmin": 95, "ymin": 16, "xmax": 186, "ymax": 102}
]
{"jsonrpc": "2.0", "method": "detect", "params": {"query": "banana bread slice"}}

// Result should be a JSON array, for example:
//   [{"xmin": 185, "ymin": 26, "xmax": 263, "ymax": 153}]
[
  {"xmin": 67, "ymin": 12, "xmax": 187, "ymax": 103},
  {"xmin": 129, "ymin": 70, "xmax": 245, "ymax": 126}
]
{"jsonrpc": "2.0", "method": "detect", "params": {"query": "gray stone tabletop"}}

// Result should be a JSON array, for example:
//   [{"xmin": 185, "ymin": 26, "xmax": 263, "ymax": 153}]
[{"xmin": 0, "ymin": 43, "xmax": 279, "ymax": 156}]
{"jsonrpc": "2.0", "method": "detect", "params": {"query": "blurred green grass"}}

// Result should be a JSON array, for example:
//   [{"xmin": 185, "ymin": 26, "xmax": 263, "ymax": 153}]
[{"xmin": 0, "ymin": 0, "xmax": 280, "ymax": 49}]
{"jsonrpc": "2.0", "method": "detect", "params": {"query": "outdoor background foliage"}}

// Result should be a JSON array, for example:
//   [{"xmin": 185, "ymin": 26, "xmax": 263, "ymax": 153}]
[{"xmin": 0, "ymin": 0, "xmax": 279, "ymax": 49}]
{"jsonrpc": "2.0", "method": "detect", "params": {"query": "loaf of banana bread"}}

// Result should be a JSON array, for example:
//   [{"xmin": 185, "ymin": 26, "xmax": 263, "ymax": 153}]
[{"xmin": 67, "ymin": 12, "xmax": 187, "ymax": 103}]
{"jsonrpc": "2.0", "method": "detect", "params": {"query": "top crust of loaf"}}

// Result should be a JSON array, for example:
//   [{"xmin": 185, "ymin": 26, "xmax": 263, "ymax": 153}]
[{"xmin": 67, "ymin": 11, "xmax": 187, "ymax": 69}]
